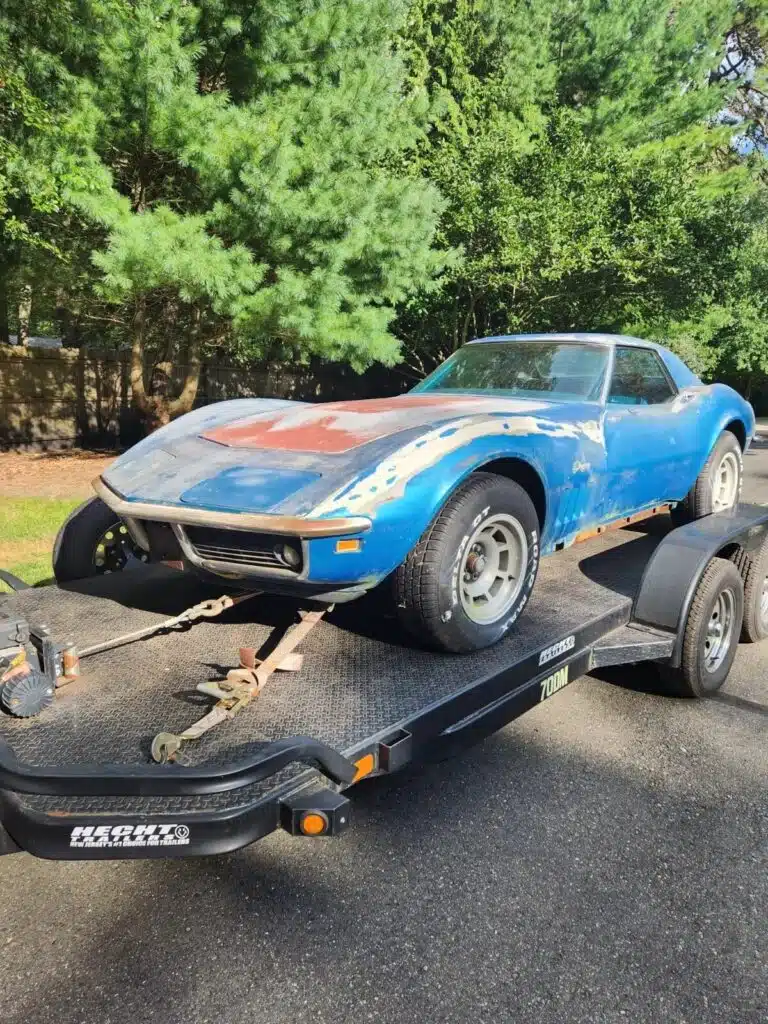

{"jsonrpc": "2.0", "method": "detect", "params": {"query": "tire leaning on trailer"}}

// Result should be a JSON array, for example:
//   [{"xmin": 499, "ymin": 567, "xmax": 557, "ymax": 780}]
[
  {"xmin": 666, "ymin": 557, "xmax": 744, "ymax": 698},
  {"xmin": 52, "ymin": 497, "xmax": 144, "ymax": 584}
]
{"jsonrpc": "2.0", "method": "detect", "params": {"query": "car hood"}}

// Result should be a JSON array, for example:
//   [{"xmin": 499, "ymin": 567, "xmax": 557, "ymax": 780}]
[
  {"xmin": 103, "ymin": 394, "xmax": 600, "ymax": 517},
  {"xmin": 200, "ymin": 394, "xmax": 554, "ymax": 453}
]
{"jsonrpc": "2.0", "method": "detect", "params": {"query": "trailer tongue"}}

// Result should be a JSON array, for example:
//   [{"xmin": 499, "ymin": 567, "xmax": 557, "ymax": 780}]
[{"xmin": 0, "ymin": 505, "xmax": 766, "ymax": 861}]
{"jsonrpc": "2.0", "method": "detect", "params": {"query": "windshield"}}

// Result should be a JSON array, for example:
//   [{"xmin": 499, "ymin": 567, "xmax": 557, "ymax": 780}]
[{"xmin": 413, "ymin": 341, "xmax": 609, "ymax": 401}]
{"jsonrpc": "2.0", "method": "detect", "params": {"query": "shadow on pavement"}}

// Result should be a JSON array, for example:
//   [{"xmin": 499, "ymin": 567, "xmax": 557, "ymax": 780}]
[{"xmin": 1, "ymin": 701, "xmax": 764, "ymax": 1024}]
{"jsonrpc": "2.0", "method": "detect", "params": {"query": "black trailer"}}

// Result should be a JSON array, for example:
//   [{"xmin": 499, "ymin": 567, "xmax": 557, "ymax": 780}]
[{"xmin": 0, "ymin": 504, "xmax": 767, "ymax": 861}]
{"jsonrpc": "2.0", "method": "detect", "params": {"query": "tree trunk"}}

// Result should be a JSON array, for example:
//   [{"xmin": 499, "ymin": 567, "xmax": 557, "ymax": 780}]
[
  {"xmin": 130, "ymin": 295, "xmax": 203, "ymax": 433},
  {"xmin": 0, "ymin": 275, "xmax": 9, "ymax": 345},
  {"xmin": 168, "ymin": 307, "xmax": 203, "ymax": 420},
  {"xmin": 458, "ymin": 289, "xmax": 476, "ymax": 349},
  {"xmin": 130, "ymin": 294, "xmax": 153, "ymax": 425},
  {"xmin": 17, "ymin": 283, "xmax": 31, "ymax": 346}
]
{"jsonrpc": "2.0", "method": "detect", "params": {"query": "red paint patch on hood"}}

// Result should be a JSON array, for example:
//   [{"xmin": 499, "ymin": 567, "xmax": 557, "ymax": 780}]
[{"xmin": 203, "ymin": 394, "xmax": 490, "ymax": 454}]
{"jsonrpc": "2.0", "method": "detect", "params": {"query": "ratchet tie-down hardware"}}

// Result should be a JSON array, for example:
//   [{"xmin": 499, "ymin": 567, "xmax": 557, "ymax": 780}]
[
  {"xmin": 0, "ymin": 592, "xmax": 259, "ymax": 719},
  {"xmin": 151, "ymin": 606, "xmax": 331, "ymax": 763}
]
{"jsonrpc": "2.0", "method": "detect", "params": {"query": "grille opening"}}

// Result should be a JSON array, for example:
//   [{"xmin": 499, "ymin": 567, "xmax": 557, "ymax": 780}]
[{"xmin": 184, "ymin": 526, "xmax": 303, "ymax": 574}]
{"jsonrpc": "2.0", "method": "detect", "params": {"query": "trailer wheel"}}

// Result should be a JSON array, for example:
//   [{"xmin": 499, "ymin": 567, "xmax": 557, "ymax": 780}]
[
  {"xmin": 730, "ymin": 538, "xmax": 768, "ymax": 642},
  {"xmin": 672, "ymin": 557, "xmax": 743, "ymax": 697},
  {"xmin": 672, "ymin": 430, "xmax": 742, "ymax": 526},
  {"xmin": 53, "ymin": 497, "xmax": 146, "ymax": 584},
  {"xmin": 394, "ymin": 473, "xmax": 540, "ymax": 653}
]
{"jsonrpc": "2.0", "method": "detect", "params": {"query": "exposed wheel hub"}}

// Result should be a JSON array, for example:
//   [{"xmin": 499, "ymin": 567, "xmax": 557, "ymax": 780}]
[
  {"xmin": 93, "ymin": 523, "xmax": 146, "ymax": 574},
  {"xmin": 465, "ymin": 547, "xmax": 487, "ymax": 579}
]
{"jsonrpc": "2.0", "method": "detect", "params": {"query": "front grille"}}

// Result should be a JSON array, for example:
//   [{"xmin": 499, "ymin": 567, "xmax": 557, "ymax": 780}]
[{"xmin": 183, "ymin": 526, "xmax": 303, "ymax": 574}]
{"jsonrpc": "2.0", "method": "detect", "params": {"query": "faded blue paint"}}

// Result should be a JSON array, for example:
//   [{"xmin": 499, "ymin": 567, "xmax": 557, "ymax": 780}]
[
  {"xmin": 101, "ymin": 334, "xmax": 755, "ymax": 596},
  {"xmin": 181, "ymin": 466, "xmax": 321, "ymax": 513}
]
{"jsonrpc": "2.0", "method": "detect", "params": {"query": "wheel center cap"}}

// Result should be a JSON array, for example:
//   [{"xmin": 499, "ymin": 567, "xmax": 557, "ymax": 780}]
[{"xmin": 466, "ymin": 552, "xmax": 486, "ymax": 577}]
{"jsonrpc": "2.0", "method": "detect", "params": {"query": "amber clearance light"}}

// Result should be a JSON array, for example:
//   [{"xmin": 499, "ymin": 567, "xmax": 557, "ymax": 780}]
[
  {"xmin": 352, "ymin": 752, "xmax": 376, "ymax": 782},
  {"xmin": 300, "ymin": 812, "xmax": 329, "ymax": 836}
]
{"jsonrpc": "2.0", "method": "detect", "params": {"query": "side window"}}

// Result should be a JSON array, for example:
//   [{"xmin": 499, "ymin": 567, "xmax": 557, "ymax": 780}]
[{"xmin": 608, "ymin": 347, "xmax": 676, "ymax": 406}]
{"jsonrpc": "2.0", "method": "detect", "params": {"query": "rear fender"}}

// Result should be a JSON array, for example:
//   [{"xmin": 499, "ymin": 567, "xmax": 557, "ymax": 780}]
[
  {"xmin": 633, "ymin": 503, "xmax": 768, "ymax": 666},
  {"xmin": 703, "ymin": 386, "xmax": 754, "ymax": 461}
]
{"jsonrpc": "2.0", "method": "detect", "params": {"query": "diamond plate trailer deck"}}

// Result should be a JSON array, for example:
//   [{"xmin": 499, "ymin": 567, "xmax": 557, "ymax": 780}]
[{"xmin": 0, "ymin": 505, "xmax": 767, "ymax": 861}]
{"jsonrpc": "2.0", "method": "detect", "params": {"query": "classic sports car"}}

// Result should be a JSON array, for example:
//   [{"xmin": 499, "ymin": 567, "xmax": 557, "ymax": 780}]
[{"xmin": 55, "ymin": 334, "xmax": 755, "ymax": 653}]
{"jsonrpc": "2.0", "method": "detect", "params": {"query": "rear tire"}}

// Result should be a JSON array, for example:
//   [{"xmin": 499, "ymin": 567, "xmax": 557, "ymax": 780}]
[
  {"xmin": 53, "ymin": 497, "xmax": 143, "ymax": 584},
  {"xmin": 730, "ymin": 538, "xmax": 768, "ymax": 643},
  {"xmin": 671, "ymin": 431, "xmax": 742, "ymax": 526},
  {"xmin": 394, "ymin": 473, "xmax": 540, "ymax": 653},
  {"xmin": 670, "ymin": 557, "xmax": 743, "ymax": 697}
]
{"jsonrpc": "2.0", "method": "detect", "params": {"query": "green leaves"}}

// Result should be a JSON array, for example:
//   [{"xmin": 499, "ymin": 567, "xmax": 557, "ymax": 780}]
[
  {"xmin": 398, "ymin": 0, "xmax": 768, "ymax": 379},
  {"xmin": 81, "ymin": 0, "xmax": 444, "ymax": 369},
  {"xmin": 2, "ymin": 0, "xmax": 768, "ymax": 407}
]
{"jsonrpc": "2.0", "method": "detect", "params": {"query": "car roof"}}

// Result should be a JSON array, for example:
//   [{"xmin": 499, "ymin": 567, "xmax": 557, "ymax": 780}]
[{"xmin": 467, "ymin": 332, "xmax": 662, "ymax": 351}]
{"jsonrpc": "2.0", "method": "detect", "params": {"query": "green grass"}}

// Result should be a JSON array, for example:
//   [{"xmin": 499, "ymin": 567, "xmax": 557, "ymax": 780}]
[
  {"xmin": 0, "ymin": 497, "xmax": 80, "ymax": 543},
  {"xmin": 0, "ymin": 497, "xmax": 80, "ymax": 590}
]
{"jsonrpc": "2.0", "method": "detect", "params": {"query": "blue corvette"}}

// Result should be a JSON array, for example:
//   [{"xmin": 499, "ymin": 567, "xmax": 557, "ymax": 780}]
[{"xmin": 62, "ymin": 334, "xmax": 754, "ymax": 652}]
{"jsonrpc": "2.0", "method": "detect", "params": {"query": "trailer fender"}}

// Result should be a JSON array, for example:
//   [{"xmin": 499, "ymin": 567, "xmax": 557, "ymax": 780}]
[{"xmin": 633, "ymin": 504, "xmax": 768, "ymax": 667}]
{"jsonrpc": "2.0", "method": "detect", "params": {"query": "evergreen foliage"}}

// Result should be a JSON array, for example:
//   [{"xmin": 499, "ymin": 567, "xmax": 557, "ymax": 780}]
[
  {"xmin": 1, "ymin": 0, "xmax": 767, "ymax": 422},
  {"xmin": 398, "ymin": 0, "xmax": 768, "ymax": 378}
]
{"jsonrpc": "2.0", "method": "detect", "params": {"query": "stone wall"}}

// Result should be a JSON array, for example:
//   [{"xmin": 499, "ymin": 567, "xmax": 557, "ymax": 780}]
[{"xmin": 0, "ymin": 346, "xmax": 408, "ymax": 450}]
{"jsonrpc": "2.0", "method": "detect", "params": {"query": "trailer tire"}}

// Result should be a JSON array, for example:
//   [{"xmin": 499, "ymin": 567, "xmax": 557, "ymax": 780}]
[
  {"xmin": 394, "ymin": 473, "xmax": 540, "ymax": 653},
  {"xmin": 671, "ymin": 430, "xmax": 742, "ymax": 526},
  {"xmin": 671, "ymin": 557, "xmax": 743, "ymax": 697},
  {"xmin": 53, "ymin": 497, "xmax": 143, "ymax": 584},
  {"xmin": 730, "ymin": 538, "xmax": 768, "ymax": 642}
]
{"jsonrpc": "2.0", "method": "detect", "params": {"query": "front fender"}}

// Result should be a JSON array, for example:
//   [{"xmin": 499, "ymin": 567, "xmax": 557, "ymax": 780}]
[{"xmin": 305, "ymin": 415, "xmax": 604, "ymax": 583}]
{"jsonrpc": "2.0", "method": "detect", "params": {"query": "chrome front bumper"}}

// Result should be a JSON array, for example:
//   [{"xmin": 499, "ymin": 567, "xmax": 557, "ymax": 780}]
[
  {"xmin": 94, "ymin": 476, "xmax": 371, "ymax": 583},
  {"xmin": 93, "ymin": 477, "xmax": 371, "ymax": 538}
]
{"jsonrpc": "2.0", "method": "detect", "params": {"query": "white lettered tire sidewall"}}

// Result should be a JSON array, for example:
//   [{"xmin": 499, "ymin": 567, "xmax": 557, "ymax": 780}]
[
  {"xmin": 394, "ymin": 474, "xmax": 541, "ymax": 653},
  {"xmin": 442, "ymin": 499, "xmax": 539, "ymax": 644}
]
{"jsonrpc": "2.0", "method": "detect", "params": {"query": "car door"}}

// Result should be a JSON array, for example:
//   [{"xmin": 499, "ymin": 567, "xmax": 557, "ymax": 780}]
[{"xmin": 602, "ymin": 345, "xmax": 702, "ymax": 515}]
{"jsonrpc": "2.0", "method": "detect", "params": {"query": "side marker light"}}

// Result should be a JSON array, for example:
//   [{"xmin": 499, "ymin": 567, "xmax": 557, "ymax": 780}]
[
  {"xmin": 300, "ymin": 812, "xmax": 329, "ymax": 836},
  {"xmin": 335, "ymin": 539, "xmax": 362, "ymax": 554}
]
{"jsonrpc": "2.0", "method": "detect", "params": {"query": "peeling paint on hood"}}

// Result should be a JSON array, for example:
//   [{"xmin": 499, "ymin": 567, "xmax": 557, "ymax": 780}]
[{"xmin": 202, "ymin": 394, "xmax": 553, "ymax": 454}]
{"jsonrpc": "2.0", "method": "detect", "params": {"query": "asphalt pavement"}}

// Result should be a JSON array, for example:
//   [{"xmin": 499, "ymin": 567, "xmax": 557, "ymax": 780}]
[{"xmin": 0, "ymin": 445, "xmax": 766, "ymax": 1024}]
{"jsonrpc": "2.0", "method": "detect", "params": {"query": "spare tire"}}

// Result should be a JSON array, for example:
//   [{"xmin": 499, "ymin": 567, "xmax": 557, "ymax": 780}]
[{"xmin": 53, "ymin": 497, "xmax": 145, "ymax": 583}]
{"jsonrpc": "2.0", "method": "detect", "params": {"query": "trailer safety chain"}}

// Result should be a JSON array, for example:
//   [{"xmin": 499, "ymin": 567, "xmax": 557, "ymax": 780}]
[
  {"xmin": 150, "ymin": 606, "xmax": 331, "ymax": 764},
  {"xmin": 77, "ymin": 592, "xmax": 261, "ymax": 660}
]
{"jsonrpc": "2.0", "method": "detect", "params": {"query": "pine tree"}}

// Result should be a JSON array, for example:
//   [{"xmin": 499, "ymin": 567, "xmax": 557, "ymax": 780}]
[
  {"xmin": 0, "ymin": 0, "xmax": 109, "ymax": 343},
  {"xmin": 78, "ymin": 0, "xmax": 446, "ymax": 427},
  {"xmin": 397, "ymin": 0, "xmax": 768, "ymax": 378}
]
